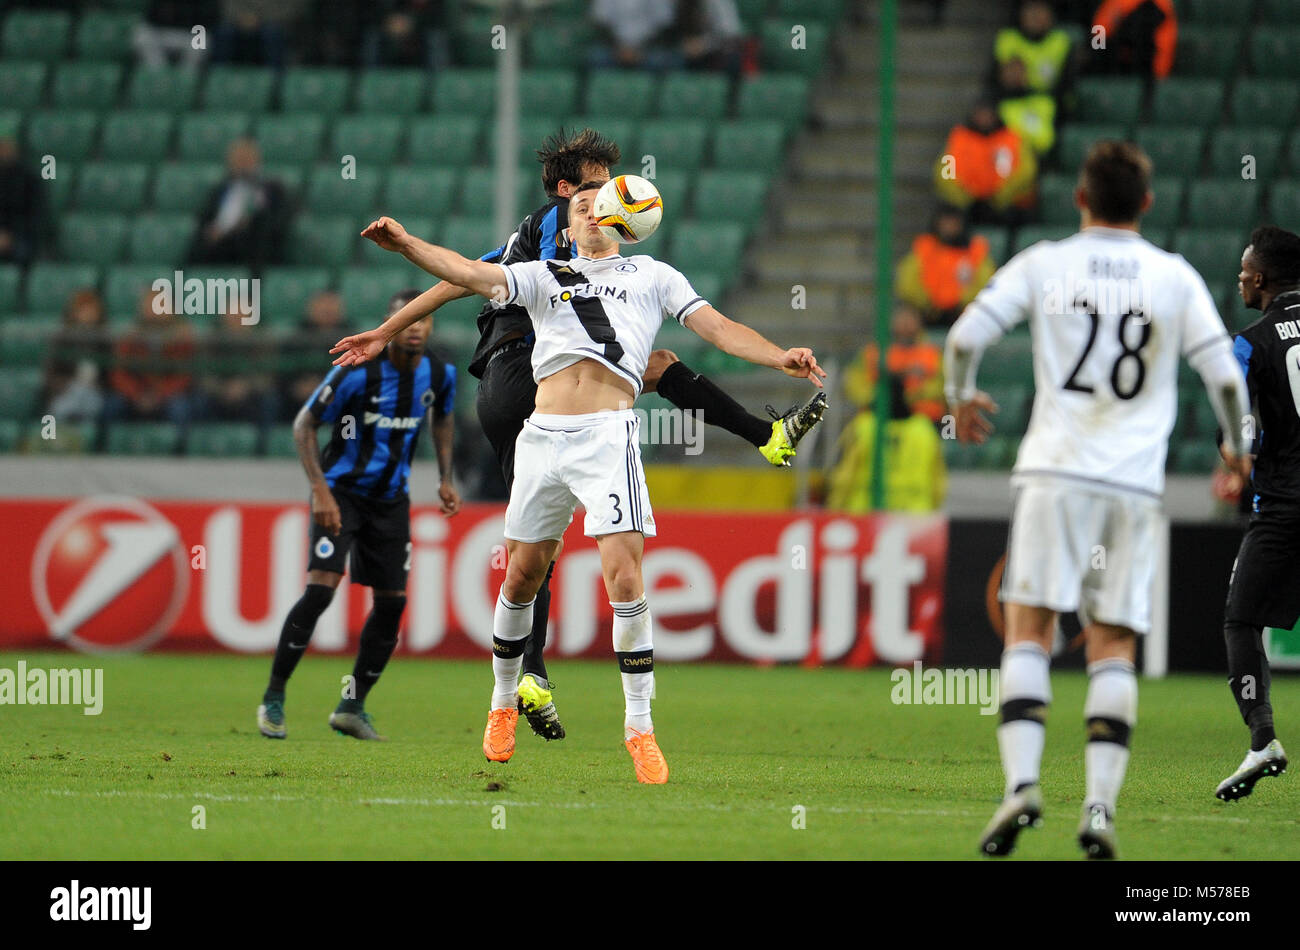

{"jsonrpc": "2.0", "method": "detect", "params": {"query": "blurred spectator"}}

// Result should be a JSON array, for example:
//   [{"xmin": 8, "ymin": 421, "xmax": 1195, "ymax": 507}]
[
  {"xmin": 934, "ymin": 99, "xmax": 1037, "ymax": 225},
  {"xmin": 0, "ymin": 130, "xmax": 45, "ymax": 266},
  {"xmin": 211, "ymin": 0, "xmax": 309, "ymax": 68},
  {"xmin": 844, "ymin": 302, "xmax": 946, "ymax": 423},
  {"xmin": 826, "ymin": 375, "xmax": 948, "ymax": 513},
  {"xmin": 1090, "ymin": 0, "xmax": 1176, "ymax": 81},
  {"xmin": 105, "ymin": 289, "xmax": 198, "ymax": 425},
  {"xmin": 187, "ymin": 138, "xmax": 290, "ymax": 276},
  {"xmin": 198, "ymin": 305, "xmax": 279, "ymax": 427},
  {"xmin": 675, "ymin": 0, "xmax": 745, "ymax": 74},
  {"xmin": 895, "ymin": 205, "xmax": 995, "ymax": 326},
  {"xmin": 278, "ymin": 290, "xmax": 349, "ymax": 422},
  {"xmin": 361, "ymin": 0, "xmax": 448, "ymax": 70},
  {"xmin": 995, "ymin": 0, "xmax": 1074, "ymax": 95},
  {"xmin": 590, "ymin": 0, "xmax": 678, "ymax": 70},
  {"xmin": 41, "ymin": 290, "xmax": 112, "ymax": 423},
  {"xmin": 994, "ymin": 56, "xmax": 1057, "ymax": 156},
  {"xmin": 134, "ymin": 0, "xmax": 216, "ymax": 68}
]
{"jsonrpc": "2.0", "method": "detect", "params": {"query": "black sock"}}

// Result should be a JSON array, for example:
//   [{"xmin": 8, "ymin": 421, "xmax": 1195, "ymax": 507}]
[
  {"xmin": 344, "ymin": 594, "xmax": 406, "ymax": 708},
  {"xmin": 266, "ymin": 584, "xmax": 335, "ymax": 698},
  {"xmin": 655, "ymin": 360, "xmax": 771, "ymax": 448},
  {"xmin": 1225, "ymin": 620, "xmax": 1276, "ymax": 751},
  {"xmin": 521, "ymin": 562, "xmax": 554, "ymax": 682}
]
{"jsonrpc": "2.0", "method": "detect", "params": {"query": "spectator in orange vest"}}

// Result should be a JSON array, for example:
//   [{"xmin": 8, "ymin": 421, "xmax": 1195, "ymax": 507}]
[
  {"xmin": 934, "ymin": 99, "xmax": 1038, "ymax": 225},
  {"xmin": 1090, "ymin": 0, "xmax": 1176, "ymax": 81},
  {"xmin": 844, "ymin": 302, "xmax": 946, "ymax": 424},
  {"xmin": 895, "ymin": 205, "xmax": 997, "ymax": 327}
]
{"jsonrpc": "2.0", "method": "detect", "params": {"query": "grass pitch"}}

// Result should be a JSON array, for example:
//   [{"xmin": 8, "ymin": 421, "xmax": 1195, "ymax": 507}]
[{"xmin": 2, "ymin": 651, "xmax": 1297, "ymax": 860}]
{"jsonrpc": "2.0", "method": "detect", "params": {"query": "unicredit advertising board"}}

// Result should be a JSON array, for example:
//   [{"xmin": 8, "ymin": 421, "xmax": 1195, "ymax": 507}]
[{"xmin": 0, "ymin": 497, "xmax": 947, "ymax": 665}]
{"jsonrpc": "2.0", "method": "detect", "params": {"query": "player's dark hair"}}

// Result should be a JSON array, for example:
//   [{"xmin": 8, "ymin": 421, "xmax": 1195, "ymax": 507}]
[
  {"xmin": 1079, "ymin": 140, "xmax": 1151, "ymax": 223},
  {"xmin": 388, "ymin": 289, "xmax": 427, "ymax": 312},
  {"xmin": 572, "ymin": 180, "xmax": 604, "ymax": 197},
  {"xmin": 1248, "ymin": 226, "xmax": 1300, "ymax": 288},
  {"xmin": 537, "ymin": 128, "xmax": 621, "ymax": 196}
]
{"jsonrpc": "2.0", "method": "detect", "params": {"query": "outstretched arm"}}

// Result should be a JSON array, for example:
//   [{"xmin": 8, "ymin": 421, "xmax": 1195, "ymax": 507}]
[
  {"xmin": 359, "ymin": 216, "xmax": 508, "ymax": 300},
  {"xmin": 331, "ymin": 280, "xmax": 474, "ymax": 366},
  {"xmin": 683, "ymin": 305, "xmax": 825, "ymax": 387}
]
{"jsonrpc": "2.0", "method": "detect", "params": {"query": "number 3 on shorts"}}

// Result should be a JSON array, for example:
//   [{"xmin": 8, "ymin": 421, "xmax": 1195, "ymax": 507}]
[{"xmin": 609, "ymin": 493, "xmax": 623, "ymax": 525}]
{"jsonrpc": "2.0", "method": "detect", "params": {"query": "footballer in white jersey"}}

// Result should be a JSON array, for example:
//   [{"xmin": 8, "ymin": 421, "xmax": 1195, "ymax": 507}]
[
  {"xmin": 356, "ymin": 180, "xmax": 824, "ymax": 784},
  {"xmin": 945, "ymin": 141, "xmax": 1251, "ymax": 860}
]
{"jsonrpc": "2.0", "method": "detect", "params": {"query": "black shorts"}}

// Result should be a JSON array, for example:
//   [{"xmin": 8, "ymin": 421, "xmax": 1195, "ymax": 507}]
[
  {"xmin": 307, "ymin": 489, "xmax": 410, "ymax": 591},
  {"xmin": 1224, "ymin": 500, "xmax": 1300, "ymax": 629},
  {"xmin": 474, "ymin": 339, "xmax": 537, "ymax": 487}
]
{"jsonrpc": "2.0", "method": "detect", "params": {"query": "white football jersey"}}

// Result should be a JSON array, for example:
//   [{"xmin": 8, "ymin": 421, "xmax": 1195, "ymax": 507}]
[
  {"xmin": 963, "ymin": 226, "xmax": 1233, "ymax": 495},
  {"xmin": 498, "ymin": 253, "xmax": 708, "ymax": 397}
]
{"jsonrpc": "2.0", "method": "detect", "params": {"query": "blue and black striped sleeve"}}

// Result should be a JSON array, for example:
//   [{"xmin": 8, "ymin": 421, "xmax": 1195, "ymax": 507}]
[
  {"xmin": 304, "ymin": 365, "xmax": 357, "ymax": 423},
  {"xmin": 435, "ymin": 363, "xmax": 457, "ymax": 417}
]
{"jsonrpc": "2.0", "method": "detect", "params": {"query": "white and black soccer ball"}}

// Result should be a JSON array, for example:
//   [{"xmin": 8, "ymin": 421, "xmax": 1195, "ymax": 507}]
[{"xmin": 592, "ymin": 174, "xmax": 664, "ymax": 244}]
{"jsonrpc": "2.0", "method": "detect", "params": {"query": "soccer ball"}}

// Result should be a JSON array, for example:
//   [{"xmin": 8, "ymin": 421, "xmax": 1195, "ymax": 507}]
[{"xmin": 592, "ymin": 174, "xmax": 663, "ymax": 244}]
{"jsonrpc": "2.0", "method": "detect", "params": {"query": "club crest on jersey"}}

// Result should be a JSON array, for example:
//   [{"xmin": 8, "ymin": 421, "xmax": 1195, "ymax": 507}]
[
  {"xmin": 549, "ymin": 284, "xmax": 629, "ymax": 308},
  {"xmin": 615, "ymin": 262, "xmax": 637, "ymax": 273},
  {"xmin": 420, "ymin": 388, "xmax": 436, "ymax": 407}
]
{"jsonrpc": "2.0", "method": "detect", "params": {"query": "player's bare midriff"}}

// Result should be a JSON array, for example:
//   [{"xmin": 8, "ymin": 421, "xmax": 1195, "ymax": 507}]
[{"xmin": 535, "ymin": 358, "xmax": 636, "ymax": 414}]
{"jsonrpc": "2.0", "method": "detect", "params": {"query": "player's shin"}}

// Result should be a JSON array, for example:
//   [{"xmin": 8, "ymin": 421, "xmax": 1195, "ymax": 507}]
[
  {"xmin": 520, "ymin": 561, "xmax": 556, "ymax": 682},
  {"xmin": 1083, "ymin": 658, "xmax": 1137, "ymax": 812},
  {"xmin": 492, "ymin": 590, "xmax": 534, "ymax": 709},
  {"xmin": 1225, "ymin": 620, "xmax": 1276, "ymax": 751},
  {"xmin": 612, "ymin": 595, "xmax": 654, "ymax": 736},
  {"xmin": 343, "ymin": 594, "xmax": 405, "ymax": 709},
  {"xmin": 266, "ymin": 583, "xmax": 335, "ymax": 696},
  {"xmin": 997, "ymin": 642, "xmax": 1051, "ymax": 796}
]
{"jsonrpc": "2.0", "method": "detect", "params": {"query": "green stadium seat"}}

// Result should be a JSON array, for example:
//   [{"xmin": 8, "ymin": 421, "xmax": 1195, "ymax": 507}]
[
  {"xmin": 0, "ymin": 61, "xmax": 46, "ymax": 109},
  {"xmin": 186, "ymin": 423, "xmax": 260, "ymax": 457},
  {"xmin": 354, "ymin": 68, "xmax": 427, "ymax": 114},
  {"xmin": 775, "ymin": 0, "xmax": 845, "ymax": 20},
  {"xmin": 406, "ymin": 114, "xmax": 482, "ymax": 166},
  {"xmin": 253, "ymin": 113, "xmax": 326, "ymax": 166},
  {"xmin": 647, "ymin": 170, "xmax": 690, "ymax": 223},
  {"xmin": 151, "ymin": 162, "xmax": 222, "ymax": 211},
  {"xmin": 305, "ymin": 163, "xmax": 382, "ymax": 216},
  {"xmin": 338, "ymin": 266, "xmax": 421, "ymax": 321},
  {"xmin": 100, "ymin": 111, "xmax": 174, "ymax": 159},
  {"xmin": 636, "ymin": 119, "xmax": 709, "ymax": 173},
  {"xmin": 0, "ymin": 366, "xmax": 42, "ymax": 419},
  {"xmin": 74, "ymin": 162, "xmax": 150, "ymax": 212},
  {"xmin": 659, "ymin": 72, "xmax": 730, "ymax": 121},
  {"xmin": 1149, "ymin": 77, "xmax": 1223, "ymax": 125},
  {"xmin": 452, "ymin": 14, "xmax": 500, "ymax": 67},
  {"xmin": 43, "ymin": 165, "xmax": 74, "ymax": 212},
  {"xmin": 1268, "ymin": 181, "xmax": 1300, "ymax": 223},
  {"xmin": 280, "ymin": 67, "xmax": 352, "ymax": 113},
  {"xmin": 0, "ymin": 264, "xmax": 20, "ymax": 312},
  {"xmin": 1181, "ymin": 0, "xmax": 1234, "ymax": 20},
  {"xmin": 973, "ymin": 226, "xmax": 1011, "ymax": 264},
  {"xmin": 104, "ymin": 264, "xmax": 167, "ymax": 316},
  {"xmin": 1013, "ymin": 225, "xmax": 1074, "ymax": 254},
  {"xmin": 201, "ymin": 66, "xmax": 275, "ymax": 112},
  {"xmin": 1257, "ymin": 0, "xmax": 1300, "ymax": 21},
  {"xmin": 1036, "ymin": 172, "xmax": 1078, "ymax": 226},
  {"xmin": 1, "ymin": 9, "xmax": 70, "ymax": 61},
  {"xmin": 262, "ymin": 162, "xmax": 303, "ymax": 202},
  {"xmin": 287, "ymin": 213, "xmax": 355, "ymax": 266},
  {"xmin": 1247, "ymin": 28, "xmax": 1300, "ymax": 78},
  {"xmin": 1055, "ymin": 122, "xmax": 1127, "ymax": 171},
  {"xmin": 331, "ymin": 114, "xmax": 403, "ymax": 166},
  {"xmin": 25, "ymin": 110, "xmax": 99, "ymax": 161},
  {"xmin": 671, "ymin": 222, "xmax": 746, "ymax": 276},
  {"xmin": 264, "ymin": 425, "xmax": 298, "ymax": 458},
  {"xmin": 259, "ymin": 267, "xmax": 333, "ymax": 326},
  {"xmin": 567, "ymin": 116, "xmax": 636, "ymax": 162},
  {"xmin": 711, "ymin": 120, "xmax": 785, "ymax": 173},
  {"xmin": 1144, "ymin": 176, "xmax": 1185, "ymax": 230},
  {"xmin": 125, "ymin": 65, "xmax": 199, "ymax": 112},
  {"xmin": 735, "ymin": 0, "xmax": 770, "ymax": 29},
  {"xmin": 176, "ymin": 112, "xmax": 252, "ymax": 160},
  {"xmin": 760, "ymin": 20, "xmax": 830, "ymax": 76},
  {"xmin": 1228, "ymin": 79, "xmax": 1300, "ymax": 127},
  {"xmin": 57, "ymin": 212, "xmax": 129, "ymax": 265},
  {"xmin": 433, "ymin": 69, "xmax": 495, "ymax": 115},
  {"xmin": 128, "ymin": 212, "xmax": 195, "ymax": 266},
  {"xmin": 1173, "ymin": 25, "xmax": 1242, "ymax": 79},
  {"xmin": 105, "ymin": 422, "xmax": 181, "ymax": 456},
  {"xmin": 519, "ymin": 70, "xmax": 580, "ymax": 116},
  {"xmin": 1073, "ymin": 77, "xmax": 1144, "ymax": 124},
  {"xmin": 735, "ymin": 74, "xmax": 810, "ymax": 136},
  {"xmin": 439, "ymin": 217, "xmax": 498, "ymax": 260},
  {"xmin": 1207, "ymin": 126, "xmax": 1285, "ymax": 180},
  {"xmin": 73, "ymin": 9, "xmax": 139, "ymax": 60},
  {"xmin": 1186, "ymin": 178, "xmax": 1263, "ymax": 231},
  {"xmin": 584, "ymin": 70, "xmax": 659, "ymax": 118},
  {"xmin": 383, "ymin": 167, "xmax": 459, "ymax": 215},
  {"xmin": 0, "ymin": 418, "xmax": 20, "ymax": 452},
  {"xmin": 24, "ymin": 263, "xmax": 100, "ymax": 311},
  {"xmin": 516, "ymin": 116, "xmax": 565, "ymax": 165},
  {"xmin": 692, "ymin": 169, "xmax": 768, "ymax": 231},
  {"xmin": 1133, "ymin": 125, "xmax": 1206, "ymax": 180},
  {"xmin": 458, "ymin": 167, "xmax": 534, "ymax": 220},
  {"xmin": 525, "ymin": 23, "xmax": 594, "ymax": 69},
  {"xmin": 51, "ymin": 62, "xmax": 123, "ymax": 110},
  {"xmin": 1174, "ymin": 228, "xmax": 1248, "ymax": 284}
]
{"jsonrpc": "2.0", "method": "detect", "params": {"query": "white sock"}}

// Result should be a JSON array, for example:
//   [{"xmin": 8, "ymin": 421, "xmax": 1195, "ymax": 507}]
[
  {"xmin": 612, "ymin": 596, "xmax": 654, "ymax": 737},
  {"xmin": 491, "ymin": 590, "xmax": 534, "ymax": 710},
  {"xmin": 997, "ymin": 642, "xmax": 1052, "ymax": 797},
  {"xmin": 1084, "ymin": 657, "xmax": 1137, "ymax": 812}
]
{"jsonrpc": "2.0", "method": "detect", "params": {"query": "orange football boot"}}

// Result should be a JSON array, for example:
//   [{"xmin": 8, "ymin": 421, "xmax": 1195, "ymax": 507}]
[
  {"xmin": 624, "ymin": 729, "xmax": 669, "ymax": 784},
  {"xmin": 483, "ymin": 708, "xmax": 518, "ymax": 762}
]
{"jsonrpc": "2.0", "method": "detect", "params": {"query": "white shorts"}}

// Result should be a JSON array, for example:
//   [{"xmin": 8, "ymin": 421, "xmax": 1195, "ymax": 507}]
[
  {"xmin": 1001, "ymin": 476, "xmax": 1162, "ymax": 635},
  {"xmin": 503, "ymin": 409, "xmax": 656, "ymax": 543}
]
